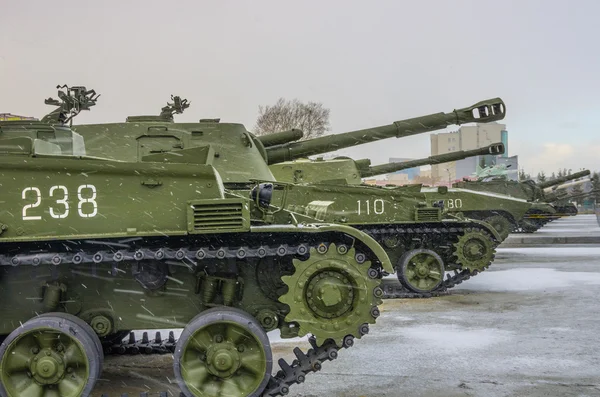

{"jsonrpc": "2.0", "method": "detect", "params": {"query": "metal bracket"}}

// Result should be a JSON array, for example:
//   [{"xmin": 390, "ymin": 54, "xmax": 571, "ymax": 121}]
[{"xmin": 141, "ymin": 179, "xmax": 162, "ymax": 188}]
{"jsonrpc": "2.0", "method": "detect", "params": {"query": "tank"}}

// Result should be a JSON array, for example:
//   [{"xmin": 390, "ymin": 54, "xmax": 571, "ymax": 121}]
[
  {"xmin": 73, "ymin": 96, "xmax": 508, "ymax": 297},
  {"xmin": 454, "ymin": 170, "xmax": 591, "ymax": 202},
  {"xmin": 452, "ymin": 170, "xmax": 591, "ymax": 232},
  {"xmin": 270, "ymin": 142, "xmax": 535, "ymax": 240},
  {"xmin": 0, "ymin": 87, "xmax": 395, "ymax": 397},
  {"xmin": 546, "ymin": 188, "xmax": 599, "ymax": 216},
  {"xmin": 270, "ymin": 143, "xmax": 506, "ymax": 184}
]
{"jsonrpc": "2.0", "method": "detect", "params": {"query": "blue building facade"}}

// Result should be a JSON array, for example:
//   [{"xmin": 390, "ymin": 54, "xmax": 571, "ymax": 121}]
[{"xmin": 388, "ymin": 157, "xmax": 421, "ymax": 180}]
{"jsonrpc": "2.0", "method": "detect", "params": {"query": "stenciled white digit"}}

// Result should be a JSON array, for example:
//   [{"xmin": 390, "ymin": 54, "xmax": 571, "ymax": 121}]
[
  {"xmin": 22, "ymin": 187, "xmax": 42, "ymax": 220},
  {"xmin": 49, "ymin": 185, "xmax": 69, "ymax": 219},
  {"xmin": 445, "ymin": 199, "xmax": 463, "ymax": 209},
  {"xmin": 374, "ymin": 199, "xmax": 385, "ymax": 214},
  {"xmin": 77, "ymin": 184, "xmax": 98, "ymax": 218},
  {"xmin": 357, "ymin": 199, "xmax": 385, "ymax": 215}
]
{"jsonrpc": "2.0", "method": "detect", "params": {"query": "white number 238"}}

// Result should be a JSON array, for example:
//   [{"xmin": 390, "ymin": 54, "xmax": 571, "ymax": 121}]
[{"xmin": 22, "ymin": 184, "xmax": 98, "ymax": 220}]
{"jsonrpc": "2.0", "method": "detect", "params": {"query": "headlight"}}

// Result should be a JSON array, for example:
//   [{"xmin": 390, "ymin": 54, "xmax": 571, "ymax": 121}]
[{"xmin": 250, "ymin": 183, "xmax": 273, "ymax": 208}]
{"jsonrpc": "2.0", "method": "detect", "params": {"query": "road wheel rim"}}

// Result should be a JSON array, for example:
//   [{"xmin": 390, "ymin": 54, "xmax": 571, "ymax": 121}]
[
  {"xmin": 1, "ymin": 327, "xmax": 89, "ymax": 397},
  {"xmin": 179, "ymin": 320, "xmax": 268, "ymax": 396}
]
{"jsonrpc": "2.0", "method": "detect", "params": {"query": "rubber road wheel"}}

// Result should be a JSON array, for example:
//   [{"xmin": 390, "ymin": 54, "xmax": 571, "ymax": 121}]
[
  {"xmin": 0, "ymin": 314, "xmax": 102, "ymax": 397},
  {"xmin": 397, "ymin": 249, "xmax": 445, "ymax": 293},
  {"xmin": 174, "ymin": 307, "xmax": 273, "ymax": 397}
]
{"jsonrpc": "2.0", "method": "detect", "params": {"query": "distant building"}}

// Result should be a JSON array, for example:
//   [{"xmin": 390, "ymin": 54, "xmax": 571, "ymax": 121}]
[
  {"xmin": 430, "ymin": 122, "xmax": 511, "ymax": 184},
  {"xmin": 387, "ymin": 157, "xmax": 421, "ymax": 180},
  {"xmin": 0, "ymin": 113, "xmax": 36, "ymax": 121},
  {"xmin": 386, "ymin": 172, "xmax": 410, "ymax": 185}
]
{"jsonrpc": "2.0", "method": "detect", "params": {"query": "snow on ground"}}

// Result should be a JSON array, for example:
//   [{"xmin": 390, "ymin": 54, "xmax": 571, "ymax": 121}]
[
  {"xmin": 396, "ymin": 323, "xmax": 513, "ymax": 351},
  {"xmin": 456, "ymin": 268, "xmax": 600, "ymax": 292}
]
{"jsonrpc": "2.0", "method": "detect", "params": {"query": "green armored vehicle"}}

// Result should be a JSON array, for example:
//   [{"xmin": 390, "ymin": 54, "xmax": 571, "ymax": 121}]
[
  {"xmin": 0, "ymin": 87, "xmax": 393, "ymax": 397},
  {"xmin": 454, "ymin": 169, "xmax": 590, "ymax": 203},
  {"xmin": 75, "ymin": 96, "xmax": 507, "ymax": 296},
  {"xmin": 541, "ymin": 173, "xmax": 592, "ymax": 216},
  {"xmin": 453, "ymin": 169, "xmax": 591, "ymax": 231},
  {"xmin": 269, "ymin": 143, "xmax": 536, "ymax": 241},
  {"xmin": 545, "ymin": 183, "xmax": 597, "ymax": 216}
]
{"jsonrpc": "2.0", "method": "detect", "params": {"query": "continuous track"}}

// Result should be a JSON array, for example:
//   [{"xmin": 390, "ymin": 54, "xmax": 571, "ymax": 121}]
[{"xmin": 0, "ymin": 235, "xmax": 375, "ymax": 397}]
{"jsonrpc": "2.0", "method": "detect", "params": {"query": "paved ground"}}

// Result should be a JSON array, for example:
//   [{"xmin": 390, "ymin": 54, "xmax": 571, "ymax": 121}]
[
  {"xmin": 502, "ymin": 214, "xmax": 600, "ymax": 246},
  {"xmin": 92, "ymin": 215, "xmax": 600, "ymax": 397}
]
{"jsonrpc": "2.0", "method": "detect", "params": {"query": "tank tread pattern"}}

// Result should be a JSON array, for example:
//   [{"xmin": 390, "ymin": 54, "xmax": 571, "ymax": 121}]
[
  {"xmin": 103, "ymin": 331, "xmax": 177, "ymax": 355},
  {"xmin": 359, "ymin": 225, "xmax": 494, "ymax": 299},
  {"xmin": 1, "ymin": 239, "xmax": 366, "ymax": 397},
  {"xmin": 102, "ymin": 332, "xmax": 345, "ymax": 396},
  {"xmin": 513, "ymin": 219, "xmax": 552, "ymax": 233},
  {"xmin": 100, "ymin": 393, "xmax": 176, "ymax": 397}
]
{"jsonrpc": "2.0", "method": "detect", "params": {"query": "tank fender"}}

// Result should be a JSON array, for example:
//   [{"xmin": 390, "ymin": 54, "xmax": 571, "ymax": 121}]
[
  {"xmin": 457, "ymin": 217, "xmax": 502, "ymax": 242},
  {"xmin": 251, "ymin": 223, "xmax": 394, "ymax": 273}
]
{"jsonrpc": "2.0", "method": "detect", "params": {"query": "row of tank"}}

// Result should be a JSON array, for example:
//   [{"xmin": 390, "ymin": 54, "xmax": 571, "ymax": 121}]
[{"xmin": 0, "ymin": 86, "xmax": 591, "ymax": 397}]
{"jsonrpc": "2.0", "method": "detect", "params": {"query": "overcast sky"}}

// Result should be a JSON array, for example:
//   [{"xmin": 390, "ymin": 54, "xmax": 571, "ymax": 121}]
[{"xmin": 1, "ymin": 0, "xmax": 599, "ymax": 175}]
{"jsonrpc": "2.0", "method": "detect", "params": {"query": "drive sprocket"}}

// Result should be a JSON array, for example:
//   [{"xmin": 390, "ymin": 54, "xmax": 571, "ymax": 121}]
[
  {"xmin": 279, "ymin": 243, "xmax": 381, "ymax": 346},
  {"xmin": 453, "ymin": 229, "xmax": 496, "ymax": 272}
]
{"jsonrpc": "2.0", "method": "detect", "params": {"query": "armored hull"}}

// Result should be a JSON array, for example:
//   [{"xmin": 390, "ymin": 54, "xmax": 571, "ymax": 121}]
[{"xmin": 0, "ymin": 88, "xmax": 392, "ymax": 397}]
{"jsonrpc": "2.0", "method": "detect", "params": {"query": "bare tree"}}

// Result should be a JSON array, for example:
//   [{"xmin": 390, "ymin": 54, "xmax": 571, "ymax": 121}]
[{"xmin": 254, "ymin": 98, "xmax": 330, "ymax": 140}]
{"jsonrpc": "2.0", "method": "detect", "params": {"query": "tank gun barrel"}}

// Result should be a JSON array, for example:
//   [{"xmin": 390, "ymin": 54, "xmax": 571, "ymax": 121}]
[
  {"xmin": 537, "ymin": 170, "xmax": 591, "ymax": 189},
  {"xmin": 547, "ymin": 189, "xmax": 600, "ymax": 203},
  {"xmin": 360, "ymin": 142, "xmax": 505, "ymax": 178},
  {"xmin": 257, "ymin": 129, "xmax": 304, "ymax": 148},
  {"xmin": 265, "ymin": 98, "xmax": 506, "ymax": 165}
]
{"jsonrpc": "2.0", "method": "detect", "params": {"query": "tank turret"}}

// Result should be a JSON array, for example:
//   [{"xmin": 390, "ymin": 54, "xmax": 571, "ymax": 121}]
[
  {"xmin": 266, "ymin": 98, "xmax": 506, "ymax": 164},
  {"xmin": 537, "ymin": 170, "xmax": 591, "ymax": 189},
  {"xmin": 361, "ymin": 143, "xmax": 505, "ymax": 178}
]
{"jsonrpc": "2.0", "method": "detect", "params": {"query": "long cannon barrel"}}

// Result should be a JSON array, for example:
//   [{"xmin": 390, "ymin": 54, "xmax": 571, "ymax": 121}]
[
  {"xmin": 537, "ymin": 169, "xmax": 591, "ymax": 189},
  {"xmin": 360, "ymin": 142, "xmax": 505, "ymax": 178},
  {"xmin": 266, "ymin": 98, "xmax": 506, "ymax": 165},
  {"xmin": 547, "ymin": 189, "xmax": 600, "ymax": 203},
  {"xmin": 257, "ymin": 129, "xmax": 304, "ymax": 148},
  {"xmin": 544, "ymin": 190, "xmax": 570, "ymax": 203}
]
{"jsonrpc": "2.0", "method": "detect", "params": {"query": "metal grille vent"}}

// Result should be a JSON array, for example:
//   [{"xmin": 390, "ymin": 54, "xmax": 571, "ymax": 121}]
[
  {"xmin": 192, "ymin": 202, "xmax": 244, "ymax": 231},
  {"xmin": 415, "ymin": 208, "xmax": 441, "ymax": 222}
]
